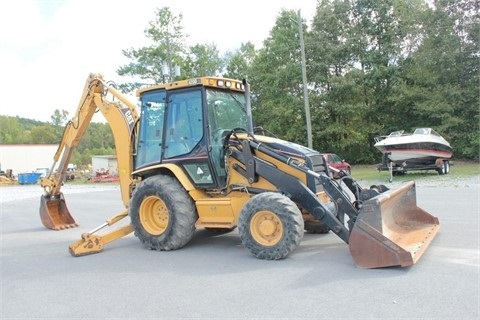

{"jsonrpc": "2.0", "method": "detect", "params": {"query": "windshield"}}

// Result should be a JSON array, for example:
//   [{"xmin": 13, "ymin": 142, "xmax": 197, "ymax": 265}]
[
  {"xmin": 206, "ymin": 89, "xmax": 248, "ymax": 131},
  {"xmin": 206, "ymin": 88, "xmax": 248, "ymax": 185}
]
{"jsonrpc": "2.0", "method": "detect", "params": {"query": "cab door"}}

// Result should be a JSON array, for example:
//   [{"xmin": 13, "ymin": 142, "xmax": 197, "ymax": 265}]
[{"xmin": 135, "ymin": 90, "xmax": 166, "ymax": 168}]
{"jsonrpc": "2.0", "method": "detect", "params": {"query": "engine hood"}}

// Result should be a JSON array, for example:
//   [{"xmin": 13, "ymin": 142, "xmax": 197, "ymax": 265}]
[{"xmin": 253, "ymin": 135, "xmax": 319, "ymax": 158}]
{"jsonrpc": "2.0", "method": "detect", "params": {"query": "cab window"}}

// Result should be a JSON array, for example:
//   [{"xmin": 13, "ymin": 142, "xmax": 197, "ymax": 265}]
[{"xmin": 164, "ymin": 89, "xmax": 203, "ymax": 158}]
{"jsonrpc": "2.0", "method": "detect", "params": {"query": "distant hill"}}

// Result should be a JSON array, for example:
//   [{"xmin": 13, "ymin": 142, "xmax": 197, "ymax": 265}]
[{"xmin": 5, "ymin": 115, "xmax": 46, "ymax": 129}]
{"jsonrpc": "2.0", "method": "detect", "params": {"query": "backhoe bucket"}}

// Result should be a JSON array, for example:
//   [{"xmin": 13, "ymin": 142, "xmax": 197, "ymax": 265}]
[
  {"xmin": 40, "ymin": 193, "xmax": 78, "ymax": 230},
  {"xmin": 349, "ymin": 181, "xmax": 440, "ymax": 268}
]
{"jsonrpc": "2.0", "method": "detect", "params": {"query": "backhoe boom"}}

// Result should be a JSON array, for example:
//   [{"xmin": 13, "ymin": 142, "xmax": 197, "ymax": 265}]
[{"xmin": 39, "ymin": 73, "xmax": 139, "ymax": 230}]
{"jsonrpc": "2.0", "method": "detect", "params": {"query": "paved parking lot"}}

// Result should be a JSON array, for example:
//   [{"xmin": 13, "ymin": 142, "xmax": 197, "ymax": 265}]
[{"xmin": 1, "ymin": 182, "xmax": 479, "ymax": 319}]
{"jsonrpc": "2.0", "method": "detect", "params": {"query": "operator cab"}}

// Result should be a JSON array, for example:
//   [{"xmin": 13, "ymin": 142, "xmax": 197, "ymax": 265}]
[{"xmin": 135, "ymin": 78, "xmax": 248, "ymax": 189}]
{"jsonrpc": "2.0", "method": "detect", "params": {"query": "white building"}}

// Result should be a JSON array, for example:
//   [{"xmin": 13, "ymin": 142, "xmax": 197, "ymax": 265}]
[
  {"xmin": 91, "ymin": 155, "xmax": 118, "ymax": 176},
  {"xmin": 0, "ymin": 144, "xmax": 58, "ymax": 175}
]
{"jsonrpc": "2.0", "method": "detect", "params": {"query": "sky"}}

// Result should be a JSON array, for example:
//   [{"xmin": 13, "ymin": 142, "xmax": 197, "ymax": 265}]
[{"xmin": 0, "ymin": 0, "xmax": 317, "ymax": 122}]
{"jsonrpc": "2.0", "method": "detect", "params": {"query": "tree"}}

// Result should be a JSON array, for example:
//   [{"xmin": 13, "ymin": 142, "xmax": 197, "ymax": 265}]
[
  {"xmin": 306, "ymin": 0, "xmax": 435, "ymax": 162},
  {"xmin": 249, "ymin": 10, "xmax": 308, "ymax": 145},
  {"xmin": 50, "ymin": 109, "xmax": 69, "ymax": 127},
  {"xmin": 307, "ymin": 0, "xmax": 371, "ymax": 160},
  {"xmin": 395, "ymin": 0, "xmax": 479, "ymax": 159},
  {"xmin": 223, "ymin": 42, "xmax": 257, "ymax": 80},
  {"xmin": 348, "ymin": 0, "xmax": 427, "ymax": 137},
  {"xmin": 180, "ymin": 43, "xmax": 224, "ymax": 78},
  {"xmin": 0, "ymin": 116, "xmax": 23, "ymax": 143},
  {"xmin": 50, "ymin": 109, "xmax": 69, "ymax": 139},
  {"xmin": 117, "ymin": 7, "xmax": 188, "ymax": 91},
  {"xmin": 30, "ymin": 125, "xmax": 58, "ymax": 144}
]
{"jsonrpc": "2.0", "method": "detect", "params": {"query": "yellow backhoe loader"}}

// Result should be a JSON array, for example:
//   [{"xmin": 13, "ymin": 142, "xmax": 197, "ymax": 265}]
[{"xmin": 39, "ymin": 73, "xmax": 440, "ymax": 268}]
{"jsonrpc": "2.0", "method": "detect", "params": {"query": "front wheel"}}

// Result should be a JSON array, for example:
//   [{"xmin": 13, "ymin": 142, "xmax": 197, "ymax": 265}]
[
  {"xmin": 238, "ymin": 192, "xmax": 304, "ymax": 260},
  {"xmin": 129, "ymin": 175, "xmax": 198, "ymax": 251}
]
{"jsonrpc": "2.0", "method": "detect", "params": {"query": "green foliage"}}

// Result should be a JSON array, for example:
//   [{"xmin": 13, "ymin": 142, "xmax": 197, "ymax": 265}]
[
  {"xmin": 50, "ymin": 109, "xmax": 69, "ymax": 138},
  {"xmin": 305, "ymin": 0, "xmax": 478, "ymax": 162},
  {"xmin": 72, "ymin": 123, "xmax": 115, "ymax": 166},
  {"xmin": 249, "ymin": 10, "xmax": 307, "ymax": 145},
  {"xmin": 30, "ymin": 125, "xmax": 58, "ymax": 144},
  {"xmin": 181, "ymin": 43, "xmax": 224, "ymax": 78},
  {"xmin": 0, "ymin": 116, "xmax": 24, "ymax": 143},
  {"xmin": 113, "ymin": 3, "xmax": 478, "ymax": 162},
  {"xmin": 50, "ymin": 109, "xmax": 69, "ymax": 127},
  {"xmin": 0, "ymin": 112, "xmax": 114, "ymax": 167},
  {"xmin": 71, "ymin": 147, "xmax": 115, "ymax": 168},
  {"xmin": 0, "ymin": 115, "xmax": 47, "ymax": 144},
  {"xmin": 117, "ymin": 7, "xmax": 225, "ymax": 88},
  {"xmin": 223, "ymin": 42, "xmax": 257, "ymax": 80},
  {"xmin": 391, "ymin": 0, "xmax": 479, "ymax": 160},
  {"xmin": 117, "ymin": 7, "xmax": 188, "ymax": 90},
  {"xmin": 3, "ymin": 2, "xmax": 478, "ymax": 165}
]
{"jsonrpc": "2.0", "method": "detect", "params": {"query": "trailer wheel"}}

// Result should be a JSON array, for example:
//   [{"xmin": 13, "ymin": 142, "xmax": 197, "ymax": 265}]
[
  {"xmin": 238, "ymin": 192, "xmax": 304, "ymax": 260},
  {"xmin": 444, "ymin": 160, "xmax": 450, "ymax": 174},
  {"xmin": 437, "ymin": 161, "xmax": 450, "ymax": 175},
  {"xmin": 129, "ymin": 175, "xmax": 197, "ymax": 251}
]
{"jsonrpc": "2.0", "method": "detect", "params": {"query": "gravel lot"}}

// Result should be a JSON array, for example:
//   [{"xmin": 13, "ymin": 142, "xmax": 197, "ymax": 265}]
[{"xmin": 1, "ymin": 175, "xmax": 479, "ymax": 319}]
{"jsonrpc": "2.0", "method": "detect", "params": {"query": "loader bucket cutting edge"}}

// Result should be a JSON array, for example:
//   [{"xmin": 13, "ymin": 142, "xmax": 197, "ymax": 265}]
[
  {"xmin": 348, "ymin": 181, "xmax": 440, "ymax": 268},
  {"xmin": 40, "ymin": 194, "xmax": 78, "ymax": 230}
]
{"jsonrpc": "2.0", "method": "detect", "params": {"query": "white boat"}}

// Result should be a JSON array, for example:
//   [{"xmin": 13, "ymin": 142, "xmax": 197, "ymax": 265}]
[{"xmin": 374, "ymin": 128, "xmax": 453, "ymax": 166}]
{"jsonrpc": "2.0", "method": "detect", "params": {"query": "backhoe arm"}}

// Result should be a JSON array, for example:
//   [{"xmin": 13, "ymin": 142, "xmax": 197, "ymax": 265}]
[
  {"xmin": 41, "ymin": 74, "xmax": 108, "ymax": 195},
  {"xmin": 39, "ymin": 73, "xmax": 139, "ymax": 230}
]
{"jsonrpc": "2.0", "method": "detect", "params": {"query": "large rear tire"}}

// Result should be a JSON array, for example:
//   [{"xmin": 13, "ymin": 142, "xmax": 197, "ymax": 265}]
[
  {"xmin": 129, "ymin": 175, "xmax": 197, "ymax": 251},
  {"xmin": 238, "ymin": 192, "xmax": 304, "ymax": 260}
]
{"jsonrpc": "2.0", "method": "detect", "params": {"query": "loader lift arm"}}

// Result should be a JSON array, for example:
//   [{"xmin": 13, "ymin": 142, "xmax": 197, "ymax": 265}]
[
  {"xmin": 229, "ymin": 134, "xmax": 440, "ymax": 268},
  {"xmin": 39, "ymin": 73, "xmax": 139, "ymax": 230}
]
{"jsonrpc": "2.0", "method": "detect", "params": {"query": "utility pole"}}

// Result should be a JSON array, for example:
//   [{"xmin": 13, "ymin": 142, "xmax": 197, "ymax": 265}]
[{"xmin": 297, "ymin": 10, "xmax": 313, "ymax": 149}]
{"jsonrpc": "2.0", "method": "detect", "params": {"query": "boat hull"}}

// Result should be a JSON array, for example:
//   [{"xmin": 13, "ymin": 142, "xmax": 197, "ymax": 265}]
[
  {"xmin": 375, "ymin": 146, "xmax": 453, "ymax": 164},
  {"xmin": 374, "ymin": 128, "xmax": 453, "ymax": 164}
]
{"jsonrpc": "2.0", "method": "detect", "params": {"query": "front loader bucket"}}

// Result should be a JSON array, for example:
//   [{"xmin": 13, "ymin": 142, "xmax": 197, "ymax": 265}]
[
  {"xmin": 349, "ymin": 181, "xmax": 439, "ymax": 268},
  {"xmin": 40, "ymin": 193, "xmax": 78, "ymax": 230}
]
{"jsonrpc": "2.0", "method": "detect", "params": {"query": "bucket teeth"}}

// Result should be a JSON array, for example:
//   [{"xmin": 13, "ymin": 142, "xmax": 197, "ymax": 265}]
[{"xmin": 53, "ymin": 223, "xmax": 79, "ymax": 231}]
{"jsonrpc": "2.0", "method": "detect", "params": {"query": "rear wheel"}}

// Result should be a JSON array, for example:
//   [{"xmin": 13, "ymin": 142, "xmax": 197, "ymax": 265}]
[
  {"xmin": 437, "ymin": 167, "xmax": 443, "ymax": 175},
  {"xmin": 129, "ymin": 175, "xmax": 197, "ymax": 251},
  {"xmin": 238, "ymin": 192, "xmax": 304, "ymax": 260},
  {"xmin": 437, "ymin": 161, "xmax": 449, "ymax": 175}
]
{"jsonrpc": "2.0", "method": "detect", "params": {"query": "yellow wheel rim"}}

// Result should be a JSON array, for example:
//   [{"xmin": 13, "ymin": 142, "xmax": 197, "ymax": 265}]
[
  {"xmin": 139, "ymin": 195, "xmax": 169, "ymax": 235},
  {"xmin": 250, "ymin": 210, "xmax": 283, "ymax": 246}
]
